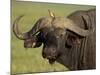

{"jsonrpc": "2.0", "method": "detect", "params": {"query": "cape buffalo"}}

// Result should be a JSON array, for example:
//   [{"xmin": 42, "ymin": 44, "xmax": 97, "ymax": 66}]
[{"xmin": 13, "ymin": 9, "xmax": 96, "ymax": 70}]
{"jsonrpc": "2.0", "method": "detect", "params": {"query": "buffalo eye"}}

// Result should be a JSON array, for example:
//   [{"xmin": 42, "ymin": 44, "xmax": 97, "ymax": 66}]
[{"xmin": 40, "ymin": 33, "xmax": 47, "ymax": 43}]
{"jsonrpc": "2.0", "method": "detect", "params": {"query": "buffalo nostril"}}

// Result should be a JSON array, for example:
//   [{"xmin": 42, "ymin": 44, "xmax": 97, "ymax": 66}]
[
  {"xmin": 52, "ymin": 48, "xmax": 56, "ymax": 53},
  {"xmin": 47, "ymin": 56, "xmax": 56, "ymax": 60}
]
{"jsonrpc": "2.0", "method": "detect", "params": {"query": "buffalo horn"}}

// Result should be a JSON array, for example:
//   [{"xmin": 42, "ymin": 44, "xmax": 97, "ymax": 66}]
[
  {"xmin": 66, "ymin": 16, "xmax": 94, "ymax": 37},
  {"xmin": 13, "ymin": 15, "xmax": 28, "ymax": 40}
]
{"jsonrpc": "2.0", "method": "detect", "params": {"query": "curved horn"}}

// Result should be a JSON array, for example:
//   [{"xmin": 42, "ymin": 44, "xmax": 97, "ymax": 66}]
[
  {"xmin": 67, "ymin": 25, "xmax": 90, "ymax": 37},
  {"xmin": 13, "ymin": 15, "xmax": 28, "ymax": 40},
  {"xmin": 66, "ymin": 16, "xmax": 94, "ymax": 37}
]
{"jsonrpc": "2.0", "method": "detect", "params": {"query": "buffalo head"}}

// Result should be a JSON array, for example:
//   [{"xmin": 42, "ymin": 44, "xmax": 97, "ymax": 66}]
[{"xmin": 13, "ymin": 10, "xmax": 93, "ymax": 64}]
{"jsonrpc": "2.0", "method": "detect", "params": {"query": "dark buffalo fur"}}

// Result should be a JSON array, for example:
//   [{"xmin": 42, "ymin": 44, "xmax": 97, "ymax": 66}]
[{"xmin": 56, "ymin": 9, "xmax": 96, "ymax": 70}]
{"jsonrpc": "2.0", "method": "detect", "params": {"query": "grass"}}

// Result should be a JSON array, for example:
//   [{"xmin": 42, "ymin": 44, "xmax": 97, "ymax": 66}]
[{"xmin": 11, "ymin": 0, "xmax": 95, "ymax": 74}]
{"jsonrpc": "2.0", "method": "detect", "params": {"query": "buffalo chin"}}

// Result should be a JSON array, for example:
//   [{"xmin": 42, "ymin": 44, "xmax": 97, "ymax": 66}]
[{"xmin": 48, "ymin": 59, "xmax": 56, "ymax": 64}]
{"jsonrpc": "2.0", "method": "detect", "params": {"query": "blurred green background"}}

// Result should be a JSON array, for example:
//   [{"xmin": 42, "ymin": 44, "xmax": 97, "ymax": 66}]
[{"xmin": 11, "ymin": 0, "xmax": 95, "ymax": 74}]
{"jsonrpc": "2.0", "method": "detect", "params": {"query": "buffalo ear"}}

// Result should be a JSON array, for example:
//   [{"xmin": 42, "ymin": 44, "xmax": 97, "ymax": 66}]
[
  {"xmin": 65, "ymin": 32, "xmax": 72, "ymax": 48},
  {"xmin": 65, "ymin": 32, "xmax": 81, "ymax": 48}
]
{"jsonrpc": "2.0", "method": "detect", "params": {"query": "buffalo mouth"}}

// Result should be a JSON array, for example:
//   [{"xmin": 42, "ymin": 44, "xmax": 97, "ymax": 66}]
[
  {"xmin": 42, "ymin": 53, "xmax": 61, "ymax": 64},
  {"xmin": 48, "ymin": 58, "xmax": 56, "ymax": 64},
  {"xmin": 47, "ymin": 55, "xmax": 61, "ymax": 64}
]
